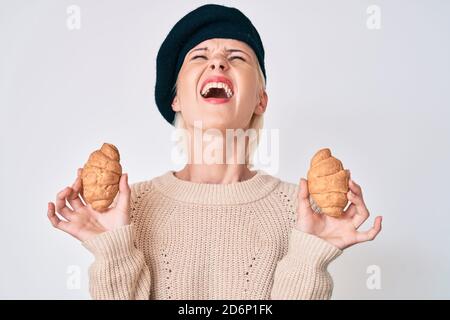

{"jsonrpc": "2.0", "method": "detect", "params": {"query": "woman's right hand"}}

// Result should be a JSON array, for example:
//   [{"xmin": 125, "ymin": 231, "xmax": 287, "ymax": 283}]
[{"xmin": 47, "ymin": 168, "xmax": 131, "ymax": 242}]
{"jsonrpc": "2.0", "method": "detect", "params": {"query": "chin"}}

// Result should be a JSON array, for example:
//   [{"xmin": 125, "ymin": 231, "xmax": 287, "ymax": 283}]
[{"xmin": 198, "ymin": 118, "xmax": 235, "ymax": 131}]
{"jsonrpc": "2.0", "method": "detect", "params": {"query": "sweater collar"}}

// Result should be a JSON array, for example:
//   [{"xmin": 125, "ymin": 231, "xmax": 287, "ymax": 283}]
[{"xmin": 152, "ymin": 169, "xmax": 281, "ymax": 205}]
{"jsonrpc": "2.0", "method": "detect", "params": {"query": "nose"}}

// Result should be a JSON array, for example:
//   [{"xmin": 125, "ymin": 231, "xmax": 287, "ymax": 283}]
[{"xmin": 209, "ymin": 55, "xmax": 228, "ymax": 71}]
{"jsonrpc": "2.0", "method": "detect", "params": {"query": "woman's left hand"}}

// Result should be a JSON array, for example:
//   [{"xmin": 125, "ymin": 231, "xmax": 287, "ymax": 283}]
[{"xmin": 295, "ymin": 177, "xmax": 382, "ymax": 250}]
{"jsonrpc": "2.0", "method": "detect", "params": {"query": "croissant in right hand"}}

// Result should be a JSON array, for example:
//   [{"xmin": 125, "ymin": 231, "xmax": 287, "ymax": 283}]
[{"xmin": 81, "ymin": 143, "xmax": 122, "ymax": 212}]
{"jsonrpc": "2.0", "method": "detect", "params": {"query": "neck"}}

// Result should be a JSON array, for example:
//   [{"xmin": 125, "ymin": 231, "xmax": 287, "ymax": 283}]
[
  {"xmin": 175, "ymin": 163, "xmax": 256, "ymax": 184},
  {"xmin": 175, "ymin": 126, "xmax": 258, "ymax": 184}
]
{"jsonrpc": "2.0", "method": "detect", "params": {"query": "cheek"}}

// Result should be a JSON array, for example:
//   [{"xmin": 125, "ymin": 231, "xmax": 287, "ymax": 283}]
[
  {"xmin": 177, "ymin": 67, "xmax": 201, "ymax": 97},
  {"xmin": 237, "ymin": 75, "xmax": 259, "ymax": 102},
  {"xmin": 177, "ymin": 83, "xmax": 199, "ymax": 105}
]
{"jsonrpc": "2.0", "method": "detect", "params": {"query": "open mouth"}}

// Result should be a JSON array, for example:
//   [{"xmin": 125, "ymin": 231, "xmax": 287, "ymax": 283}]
[{"xmin": 199, "ymin": 78, "xmax": 234, "ymax": 103}]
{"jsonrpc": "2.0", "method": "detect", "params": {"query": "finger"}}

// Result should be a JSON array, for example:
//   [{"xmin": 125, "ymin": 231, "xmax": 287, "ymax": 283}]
[
  {"xmin": 115, "ymin": 173, "xmax": 131, "ymax": 212},
  {"xmin": 47, "ymin": 202, "xmax": 70, "ymax": 232},
  {"xmin": 77, "ymin": 168, "xmax": 87, "ymax": 202},
  {"xmin": 347, "ymin": 190, "xmax": 364, "ymax": 206},
  {"xmin": 355, "ymin": 216, "xmax": 382, "ymax": 243},
  {"xmin": 297, "ymin": 178, "xmax": 313, "ymax": 218},
  {"xmin": 67, "ymin": 171, "xmax": 85, "ymax": 210},
  {"xmin": 348, "ymin": 190, "xmax": 370, "ymax": 228},
  {"xmin": 349, "ymin": 179, "xmax": 362, "ymax": 196},
  {"xmin": 299, "ymin": 178, "xmax": 309, "ymax": 200},
  {"xmin": 344, "ymin": 203, "xmax": 357, "ymax": 218},
  {"xmin": 55, "ymin": 187, "xmax": 75, "ymax": 220}
]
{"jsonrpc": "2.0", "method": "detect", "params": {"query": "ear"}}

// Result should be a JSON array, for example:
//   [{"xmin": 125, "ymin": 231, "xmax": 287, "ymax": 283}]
[
  {"xmin": 254, "ymin": 90, "xmax": 268, "ymax": 115},
  {"xmin": 172, "ymin": 95, "xmax": 181, "ymax": 112}
]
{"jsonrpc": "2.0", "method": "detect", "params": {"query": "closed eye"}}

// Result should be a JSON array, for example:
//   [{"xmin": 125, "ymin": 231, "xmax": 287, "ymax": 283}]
[
  {"xmin": 229, "ymin": 56, "xmax": 246, "ymax": 61},
  {"xmin": 191, "ymin": 55, "xmax": 207, "ymax": 60},
  {"xmin": 191, "ymin": 55, "xmax": 246, "ymax": 62}
]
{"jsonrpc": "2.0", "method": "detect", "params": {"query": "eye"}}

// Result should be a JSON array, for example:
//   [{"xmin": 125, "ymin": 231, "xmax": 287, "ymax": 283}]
[
  {"xmin": 229, "ymin": 56, "xmax": 246, "ymax": 61},
  {"xmin": 191, "ymin": 55, "xmax": 207, "ymax": 60}
]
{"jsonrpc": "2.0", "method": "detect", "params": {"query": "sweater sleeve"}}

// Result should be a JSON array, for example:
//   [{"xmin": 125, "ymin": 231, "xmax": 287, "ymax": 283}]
[
  {"xmin": 81, "ymin": 224, "xmax": 152, "ymax": 300},
  {"xmin": 270, "ymin": 227, "xmax": 342, "ymax": 300}
]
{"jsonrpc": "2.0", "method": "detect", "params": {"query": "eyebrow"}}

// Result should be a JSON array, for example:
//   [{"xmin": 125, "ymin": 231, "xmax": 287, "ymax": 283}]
[{"xmin": 188, "ymin": 47, "xmax": 251, "ymax": 58}]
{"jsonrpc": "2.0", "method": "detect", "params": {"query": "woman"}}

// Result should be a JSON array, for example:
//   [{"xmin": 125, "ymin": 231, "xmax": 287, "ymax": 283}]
[{"xmin": 47, "ymin": 4, "xmax": 382, "ymax": 300}]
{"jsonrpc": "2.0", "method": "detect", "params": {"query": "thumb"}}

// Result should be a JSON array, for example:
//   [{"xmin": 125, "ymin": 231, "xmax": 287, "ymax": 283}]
[
  {"xmin": 116, "ymin": 173, "xmax": 130, "ymax": 212},
  {"xmin": 297, "ymin": 178, "xmax": 312, "ymax": 217},
  {"xmin": 299, "ymin": 178, "xmax": 310, "ymax": 200}
]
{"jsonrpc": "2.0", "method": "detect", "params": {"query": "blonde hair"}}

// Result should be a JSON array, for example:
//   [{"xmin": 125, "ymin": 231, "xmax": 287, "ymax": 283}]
[{"xmin": 172, "ymin": 63, "xmax": 266, "ymax": 169}]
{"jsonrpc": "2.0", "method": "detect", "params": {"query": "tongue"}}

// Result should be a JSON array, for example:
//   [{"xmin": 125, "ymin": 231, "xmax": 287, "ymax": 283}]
[{"xmin": 204, "ymin": 88, "xmax": 228, "ymax": 99}]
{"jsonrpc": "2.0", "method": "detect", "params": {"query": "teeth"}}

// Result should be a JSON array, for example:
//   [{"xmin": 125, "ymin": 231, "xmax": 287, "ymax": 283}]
[{"xmin": 201, "ymin": 81, "xmax": 234, "ymax": 98}]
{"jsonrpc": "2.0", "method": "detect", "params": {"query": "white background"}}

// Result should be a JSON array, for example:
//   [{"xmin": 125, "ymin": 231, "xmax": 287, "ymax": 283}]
[{"xmin": 1, "ymin": 0, "xmax": 449, "ymax": 299}]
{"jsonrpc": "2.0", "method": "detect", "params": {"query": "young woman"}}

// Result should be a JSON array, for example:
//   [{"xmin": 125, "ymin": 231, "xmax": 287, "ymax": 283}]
[{"xmin": 47, "ymin": 4, "xmax": 382, "ymax": 300}]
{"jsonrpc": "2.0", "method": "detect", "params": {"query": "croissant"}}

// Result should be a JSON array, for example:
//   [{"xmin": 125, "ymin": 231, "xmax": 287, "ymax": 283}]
[
  {"xmin": 307, "ymin": 148, "xmax": 349, "ymax": 217},
  {"xmin": 80, "ymin": 143, "xmax": 122, "ymax": 212}
]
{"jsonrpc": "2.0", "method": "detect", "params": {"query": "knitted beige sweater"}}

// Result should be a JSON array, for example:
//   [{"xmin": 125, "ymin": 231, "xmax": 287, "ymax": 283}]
[{"xmin": 82, "ymin": 170, "xmax": 342, "ymax": 300}]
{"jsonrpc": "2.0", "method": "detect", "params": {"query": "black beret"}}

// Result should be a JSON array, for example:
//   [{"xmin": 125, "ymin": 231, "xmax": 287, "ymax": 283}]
[{"xmin": 155, "ymin": 4, "xmax": 266, "ymax": 126}]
